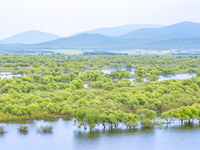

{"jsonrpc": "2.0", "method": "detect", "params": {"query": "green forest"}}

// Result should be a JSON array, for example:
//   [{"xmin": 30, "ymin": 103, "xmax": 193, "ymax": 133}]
[{"xmin": 1, "ymin": 55, "xmax": 200, "ymax": 130}]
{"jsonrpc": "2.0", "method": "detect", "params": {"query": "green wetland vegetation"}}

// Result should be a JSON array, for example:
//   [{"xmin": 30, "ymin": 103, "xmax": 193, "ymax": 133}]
[
  {"xmin": 17, "ymin": 125, "xmax": 29, "ymax": 132},
  {"xmin": 1, "ymin": 54, "xmax": 200, "ymax": 131}
]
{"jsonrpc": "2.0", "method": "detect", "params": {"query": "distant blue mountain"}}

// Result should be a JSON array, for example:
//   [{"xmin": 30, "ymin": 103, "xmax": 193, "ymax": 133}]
[
  {"xmin": 26, "ymin": 21, "xmax": 199, "ymax": 50},
  {"xmin": 1, "ymin": 21, "xmax": 200, "ymax": 51},
  {"xmin": 85, "ymin": 24, "xmax": 164, "ymax": 36},
  {"xmin": 28, "ymin": 33, "xmax": 123, "ymax": 49},
  {"xmin": 119, "ymin": 21, "xmax": 200, "ymax": 39},
  {"xmin": 0, "ymin": 30, "xmax": 60, "ymax": 44}
]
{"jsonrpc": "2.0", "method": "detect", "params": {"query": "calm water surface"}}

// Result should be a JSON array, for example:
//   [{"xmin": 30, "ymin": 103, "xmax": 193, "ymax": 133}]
[
  {"xmin": 0, "ymin": 72, "xmax": 26, "ymax": 79},
  {"xmin": 0, "ymin": 118, "xmax": 200, "ymax": 150},
  {"xmin": 81, "ymin": 68, "xmax": 135, "ymax": 75},
  {"xmin": 84, "ymin": 73, "xmax": 196, "ymax": 88},
  {"xmin": 127, "ymin": 73, "xmax": 196, "ymax": 83},
  {"xmin": 157, "ymin": 73, "xmax": 196, "ymax": 81}
]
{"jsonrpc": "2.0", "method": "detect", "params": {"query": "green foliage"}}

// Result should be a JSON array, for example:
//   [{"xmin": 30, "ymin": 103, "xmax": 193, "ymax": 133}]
[
  {"xmin": 103, "ymin": 82, "xmax": 114, "ymax": 91},
  {"xmin": 126, "ymin": 64, "xmax": 132, "ymax": 68},
  {"xmin": 123, "ymin": 113, "xmax": 139, "ymax": 128},
  {"xmin": 146, "ymin": 75, "xmax": 159, "ymax": 82},
  {"xmin": 136, "ymin": 109, "xmax": 157, "ymax": 128},
  {"xmin": 72, "ymin": 80, "xmax": 84, "ymax": 89},
  {"xmin": 0, "ymin": 126, "xmax": 6, "ymax": 133},
  {"xmin": 196, "ymin": 71, "xmax": 200, "ymax": 77},
  {"xmin": 117, "ymin": 78, "xmax": 132, "ymax": 87},
  {"xmin": 17, "ymin": 125, "xmax": 28, "ymax": 132},
  {"xmin": 110, "ymin": 70, "xmax": 130, "ymax": 79},
  {"xmin": 145, "ymin": 85, "xmax": 154, "ymax": 93},
  {"xmin": 133, "ymin": 77, "xmax": 144, "ymax": 83},
  {"xmin": 37, "ymin": 125, "xmax": 53, "ymax": 133},
  {"xmin": 1, "ymin": 55, "xmax": 200, "ymax": 130},
  {"xmin": 89, "ymin": 63, "xmax": 94, "ymax": 67}
]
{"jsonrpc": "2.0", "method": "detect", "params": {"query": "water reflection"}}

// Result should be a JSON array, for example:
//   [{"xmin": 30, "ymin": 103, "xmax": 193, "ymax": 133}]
[
  {"xmin": 0, "ymin": 118, "xmax": 200, "ymax": 150},
  {"xmin": 42, "ymin": 118, "xmax": 59, "ymax": 122},
  {"xmin": 74, "ymin": 125, "xmax": 155, "ymax": 139},
  {"xmin": 163, "ymin": 121, "xmax": 200, "ymax": 132},
  {"xmin": 5, "ymin": 120, "xmax": 36, "ymax": 126},
  {"xmin": 76, "ymin": 130, "xmax": 101, "ymax": 139},
  {"xmin": 0, "ymin": 132, "xmax": 6, "ymax": 137},
  {"xmin": 18, "ymin": 130, "xmax": 29, "ymax": 135}
]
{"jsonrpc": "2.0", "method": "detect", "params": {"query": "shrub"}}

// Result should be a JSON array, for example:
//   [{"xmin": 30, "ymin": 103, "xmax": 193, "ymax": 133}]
[
  {"xmin": 37, "ymin": 125, "xmax": 53, "ymax": 133},
  {"xmin": 17, "ymin": 125, "xmax": 28, "ymax": 132},
  {"xmin": 0, "ymin": 126, "xmax": 6, "ymax": 133}
]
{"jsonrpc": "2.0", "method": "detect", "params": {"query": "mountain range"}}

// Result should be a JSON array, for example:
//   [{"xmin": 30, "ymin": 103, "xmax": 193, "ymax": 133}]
[
  {"xmin": 0, "ymin": 21, "xmax": 200, "ymax": 51},
  {"xmin": 0, "ymin": 30, "xmax": 60, "ymax": 44},
  {"xmin": 84, "ymin": 24, "xmax": 163, "ymax": 36}
]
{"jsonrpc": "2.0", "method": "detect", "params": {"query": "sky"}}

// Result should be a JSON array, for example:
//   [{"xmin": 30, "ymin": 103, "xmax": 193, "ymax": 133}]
[{"xmin": 0, "ymin": 0, "xmax": 200, "ymax": 40}]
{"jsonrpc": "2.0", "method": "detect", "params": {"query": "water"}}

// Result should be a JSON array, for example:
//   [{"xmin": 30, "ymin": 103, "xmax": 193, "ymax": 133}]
[
  {"xmin": 0, "ymin": 70, "xmax": 198, "ymax": 149},
  {"xmin": 130, "ymin": 73, "xmax": 196, "ymax": 83},
  {"xmin": 99, "ymin": 68, "xmax": 135, "ymax": 75},
  {"xmin": 83, "ymin": 83, "xmax": 89, "ymax": 88},
  {"xmin": 84, "ymin": 73, "xmax": 196, "ymax": 88},
  {"xmin": 0, "ymin": 71, "xmax": 196, "ymax": 89},
  {"xmin": 1, "ymin": 118, "xmax": 200, "ymax": 150},
  {"xmin": 81, "ymin": 68, "xmax": 135, "ymax": 75},
  {"xmin": 0, "ymin": 72, "xmax": 12, "ymax": 75},
  {"xmin": 157, "ymin": 73, "xmax": 196, "ymax": 81},
  {"xmin": 0, "ymin": 72, "xmax": 26, "ymax": 79}
]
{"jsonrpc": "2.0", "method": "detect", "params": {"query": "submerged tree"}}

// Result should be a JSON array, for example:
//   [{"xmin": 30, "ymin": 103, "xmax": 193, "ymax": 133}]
[
  {"xmin": 136, "ymin": 109, "xmax": 158, "ymax": 128},
  {"xmin": 37, "ymin": 125, "xmax": 53, "ymax": 133},
  {"xmin": 0, "ymin": 126, "xmax": 6, "ymax": 133},
  {"xmin": 17, "ymin": 125, "xmax": 28, "ymax": 132}
]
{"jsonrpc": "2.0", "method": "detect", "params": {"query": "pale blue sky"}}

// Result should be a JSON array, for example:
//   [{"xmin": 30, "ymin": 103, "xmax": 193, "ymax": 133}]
[{"xmin": 0, "ymin": 0, "xmax": 200, "ymax": 39}]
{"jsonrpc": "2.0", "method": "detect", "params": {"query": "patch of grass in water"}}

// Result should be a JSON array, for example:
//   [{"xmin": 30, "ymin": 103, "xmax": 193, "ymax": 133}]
[
  {"xmin": 37, "ymin": 125, "xmax": 53, "ymax": 133},
  {"xmin": 17, "ymin": 125, "xmax": 28, "ymax": 133}
]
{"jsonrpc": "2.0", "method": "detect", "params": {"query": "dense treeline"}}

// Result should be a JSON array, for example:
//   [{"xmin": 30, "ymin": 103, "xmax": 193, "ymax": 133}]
[
  {"xmin": 0, "ymin": 55, "xmax": 200, "ymax": 130},
  {"xmin": 1, "ymin": 75, "xmax": 200, "ymax": 128},
  {"xmin": 0, "ymin": 55, "xmax": 200, "ymax": 77}
]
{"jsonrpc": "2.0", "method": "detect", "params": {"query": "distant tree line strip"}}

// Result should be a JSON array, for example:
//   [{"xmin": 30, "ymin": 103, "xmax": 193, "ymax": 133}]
[{"xmin": 83, "ymin": 51, "xmax": 128, "ymax": 55}]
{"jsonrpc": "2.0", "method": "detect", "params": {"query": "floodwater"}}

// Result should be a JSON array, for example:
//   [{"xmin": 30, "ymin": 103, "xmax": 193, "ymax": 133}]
[
  {"xmin": 129, "ymin": 73, "xmax": 196, "ymax": 83},
  {"xmin": 0, "ymin": 118, "xmax": 200, "ymax": 150},
  {"xmin": 0, "ymin": 72, "xmax": 26, "ymax": 79},
  {"xmin": 0, "ymin": 71, "xmax": 196, "ymax": 90},
  {"xmin": 0, "ymin": 71, "xmax": 199, "ymax": 150},
  {"xmin": 81, "ymin": 68, "xmax": 135, "ymax": 75},
  {"xmin": 157, "ymin": 73, "xmax": 196, "ymax": 81},
  {"xmin": 84, "ymin": 73, "xmax": 196, "ymax": 88}
]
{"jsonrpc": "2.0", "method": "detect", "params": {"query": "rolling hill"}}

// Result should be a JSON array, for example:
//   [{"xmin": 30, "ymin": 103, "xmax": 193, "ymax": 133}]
[
  {"xmin": 119, "ymin": 21, "xmax": 200, "ymax": 39},
  {"xmin": 85, "ymin": 24, "xmax": 164, "ymax": 36},
  {"xmin": 0, "ymin": 21, "xmax": 200, "ymax": 51},
  {"xmin": 0, "ymin": 30, "xmax": 60, "ymax": 44}
]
